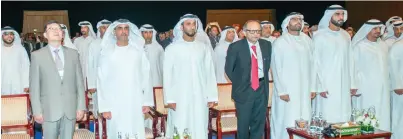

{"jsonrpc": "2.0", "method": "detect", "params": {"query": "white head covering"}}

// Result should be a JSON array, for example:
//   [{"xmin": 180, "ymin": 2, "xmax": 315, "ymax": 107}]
[
  {"xmin": 351, "ymin": 19, "xmax": 385, "ymax": 46},
  {"xmin": 260, "ymin": 20, "xmax": 275, "ymax": 34},
  {"xmin": 139, "ymin": 24, "xmax": 159, "ymax": 45},
  {"xmin": 386, "ymin": 16, "xmax": 402, "ymax": 28},
  {"xmin": 78, "ymin": 21, "xmax": 97, "ymax": 39},
  {"xmin": 1, "ymin": 26, "xmax": 22, "ymax": 46},
  {"xmin": 218, "ymin": 26, "xmax": 239, "ymax": 44},
  {"xmin": 281, "ymin": 12, "xmax": 305, "ymax": 34},
  {"xmin": 384, "ymin": 18, "xmax": 403, "ymax": 40},
  {"xmin": 96, "ymin": 19, "xmax": 112, "ymax": 38},
  {"xmin": 60, "ymin": 24, "xmax": 77, "ymax": 50},
  {"xmin": 318, "ymin": 5, "xmax": 348, "ymax": 30},
  {"xmin": 173, "ymin": 14, "xmax": 211, "ymax": 46},
  {"xmin": 100, "ymin": 19, "xmax": 145, "ymax": 54},
  {"xmin": 304, "ymin": 22, "xmax": 310, "ymax": 27}
]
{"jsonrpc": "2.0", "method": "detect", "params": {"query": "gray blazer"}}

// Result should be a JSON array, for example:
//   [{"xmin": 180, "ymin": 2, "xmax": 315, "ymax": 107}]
[{"xmin": 30, "ymin": 45, "xmax": 85, "ymax": 122}]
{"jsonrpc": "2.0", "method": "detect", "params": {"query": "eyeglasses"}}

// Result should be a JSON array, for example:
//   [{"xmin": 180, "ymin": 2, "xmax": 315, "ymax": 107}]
[
  {"xmin": 46, "ymin": 27, "xmax": 62, "ymax": 32},
  {"xmin": 245, "ymin": 29, "xmax": 262, "ymax": 34}
]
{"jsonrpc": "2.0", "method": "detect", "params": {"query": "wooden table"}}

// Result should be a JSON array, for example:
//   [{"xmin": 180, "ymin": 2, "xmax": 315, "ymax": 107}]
[{"xmin": 286, "ymin": 127, "xmax": 392, "ymax": 139}]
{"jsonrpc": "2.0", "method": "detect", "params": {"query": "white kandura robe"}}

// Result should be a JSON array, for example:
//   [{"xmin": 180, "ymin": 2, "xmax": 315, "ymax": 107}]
[
  {"xmin": 389, "ymin": 39, "xmax": 403, "ymax": 139},
  {"xmin": 143, "ymin": 42, "xmax": 164, "ymax": 130},
  {"xmin": 144, "ymin": 43, "xmax": 164, "ymax": 87},
  {"xmin": 353, "ymin": 39, "xmax": 390, "ymax": 131},
  {"xmin": 1, "ymin": 45, "xmax": 30, "ymax": 95},
  {"xmin": 87, "ymin": 38, "xmax": 102, "ymax": 122},
  {"xmin": 312, "ymin": 28, "xmax": 353, "ymax": 123},
  {"xmin": 385, "ymin": 35, "xmax": 403, "ymax": 49},
  {"xmin": 97, "ymin": 44, "xmax": 154, "ymax": 139},
  {"xmin": 260, "ymin": 37, "xmax": 276, "ymax": 81},
  {"xmin": 163, "ymin": 40, "xmax": 218, "ymax": 139},
  {"xmin": 270, "ymin": 33, "xmax": 313, "ymax": 139},
  {"xmin": 214, "ymin": 41, "xmax": 231, "ymax": 83},
  {"xmin": 74, "ymin": 36, "xmax": 95, "ymax": 87}
]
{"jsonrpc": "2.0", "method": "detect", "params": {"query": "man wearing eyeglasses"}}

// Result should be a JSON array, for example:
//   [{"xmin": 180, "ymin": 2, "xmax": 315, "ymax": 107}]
[
  {"xmin": 225, "ymin": 20, "xmax": 272, "ymax": 139},
  {"xmin": 29, "ymin": 20, "xmax": 86, "ymax": 139}
]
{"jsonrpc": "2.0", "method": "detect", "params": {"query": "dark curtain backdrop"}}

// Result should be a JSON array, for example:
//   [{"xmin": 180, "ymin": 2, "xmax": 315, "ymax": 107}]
[
  {"xmin": 2, "ymin": 1, "xmax": 345, "ymax": 36},
  {"xmin": 346, "ymin": 1, "xmax": 403, "ymax": 30}
]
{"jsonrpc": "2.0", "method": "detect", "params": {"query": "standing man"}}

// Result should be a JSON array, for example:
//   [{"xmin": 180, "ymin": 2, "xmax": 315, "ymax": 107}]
[
  {"xmin": 74, "ymin": 21, "xmax": 96, "ymax": 89},
  {"xmin": 164, "ymin": 14, "xmax": 218, "ymax": 138},
  {"xmin": 214, "ymin": 26, "xmax": 238, "ymax": 83},
  {"xmin": 87, "ymin": 19, "xmax": 111, "ymax": 94},
  {"xmin": 384, "ymin": 20, "xmax": 403, "ymax": 47},
  {"xmin": 260, "ymin": 20, "xmax": 277, "ymax": 43},
  {"xmin": 1, "ymin": 26, "xmax": 30, "ymax": 95},
  {"xmin": 139, "ymin": 24, "xmax": 164, "ymax": 87},
  {"xmin": 225, "ymin": 20, "xmax": 272, "ymax": 139},
  {"xmin": 312, "ymin": 5, "xmax": 354, "ymax": 123},
  {"xmin": 139, "ymin": 24, "xmax": 164, "ymax": 130},
  {"xmin": 87, "ymin": 19, "xmax": 111, "ymax": 137},
  {"xmin": 270, "ymin": 12, "xmax": 314, "ymax": 139},
  {"xmin": 30, "ymin": 20, "xmax": 85, "ymax": 139},
  {"xmin": 389, "ymin": 31, "xmax": 403, "ymax": 139},
  {"xmin": 351, "ymin": 19, "xmax": 390, "ymax": 131},
  {"xmin": 97, "ymin": 19, "xmax": 154, "ymax": 139}
]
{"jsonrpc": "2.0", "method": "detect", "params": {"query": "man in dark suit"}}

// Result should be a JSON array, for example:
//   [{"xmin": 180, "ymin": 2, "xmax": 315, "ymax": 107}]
[{"xmin": 225, "ymin": 20, "xmax": 272, "ymax": 139}]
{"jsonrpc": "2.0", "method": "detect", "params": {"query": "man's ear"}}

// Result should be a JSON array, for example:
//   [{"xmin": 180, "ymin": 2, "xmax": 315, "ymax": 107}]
[
  {"xmin": 43, "ymin": 32, "xmax": 48, "ymax": 39},
  {"xmin": 180, "ymin": 26, "xmax": 184, "ymax": 31}
]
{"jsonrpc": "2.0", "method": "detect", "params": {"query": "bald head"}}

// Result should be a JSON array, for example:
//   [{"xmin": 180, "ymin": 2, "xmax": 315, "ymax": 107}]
[{"xmin": 243, "ymin": 20, "xmax": 262, "ymax": 43}]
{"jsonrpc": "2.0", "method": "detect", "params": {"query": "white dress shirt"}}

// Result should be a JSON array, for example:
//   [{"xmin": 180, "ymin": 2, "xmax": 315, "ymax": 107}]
[
  {"xmin": 247, "ymin": 40, "xmax": 264, "ymax": 78},
  {"xmin": 49, "ymin": 45, "xmax": 65, "ymax": 79}
]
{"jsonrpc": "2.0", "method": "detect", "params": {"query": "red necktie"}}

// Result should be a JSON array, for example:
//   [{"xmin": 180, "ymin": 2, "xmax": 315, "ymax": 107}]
[{"xmin": 251, "ymin": 45, "xmax": 259, "ymax": 91}]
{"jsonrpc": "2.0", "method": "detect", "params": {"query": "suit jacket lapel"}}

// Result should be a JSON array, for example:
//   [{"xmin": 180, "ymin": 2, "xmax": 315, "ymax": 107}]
[{"xmin": 242, "ymin": 39, "xmax": 251, "ymax": 67}]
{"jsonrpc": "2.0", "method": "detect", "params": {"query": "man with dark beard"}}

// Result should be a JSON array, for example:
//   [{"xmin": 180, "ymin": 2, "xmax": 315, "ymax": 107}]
[
  {"xmin": 270, "ymin": 13, "xmax": 314, "ymax": 139},
  {"xmin": 312, "ymin": 5, "xmax": 355, "ymax": 123},
  {"xmin": 163, "ymin": 14, "xmax": 218, "ymax": 138},
  {"xmin": 74, "ymin": 21, "xmax": 96, "ymax": 90},
  {"xmin": 1, "ymin": 26, "xmax": 30, "ymax": 95}
]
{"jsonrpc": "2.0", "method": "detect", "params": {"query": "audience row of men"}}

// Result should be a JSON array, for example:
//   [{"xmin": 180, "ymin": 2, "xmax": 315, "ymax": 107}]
[{"xmin": 1, "ymin": 4, "xmax": 402, "ymax": 139}]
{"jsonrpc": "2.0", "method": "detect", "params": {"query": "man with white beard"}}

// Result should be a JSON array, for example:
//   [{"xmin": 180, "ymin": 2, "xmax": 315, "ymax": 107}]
[
  {"xmin": 214, "ymin": 26, "xmax": 238, "ymax": 83},
  {"xmin": 389, "ymin": 28, "xmax": 403, "ymax": 139},
  {"xmin": 87, "ymin": 19, "xmax": 111, "ymax": 137},
  {"xmin": 1, "ymin": 26, "xmax": 30, "ymax": 95},
  {"xmin": 351, "ymin": 19, "xmax": 390, "ymax": 131},
  {"xmin": 312, "ymin": 5, "xmax": 355, "ymax": 123},
  {"xmin": 97, "ymin": 19, "xmax": 153, "ymax": 139},
  {"xmin": 384, "ymin": 20, "xmax": 403, "ymax": 47},
  {"xmin": 139, "ymin": 24, "xmax": 164, "ymax": 87},
  {"xmin": 270, "ymin": 12, "xmax": 314, "ymax": 139},
  {"xmin": 260, "ymin": 20, "xmax": 276, "ymax": 43},
  {"xmin": 164, "ymin": 14, "xmax": 218, "ymax": 138},
  {"xmin": 74, "ymin": 21, "xmax": 96, "ymax": 89}
]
